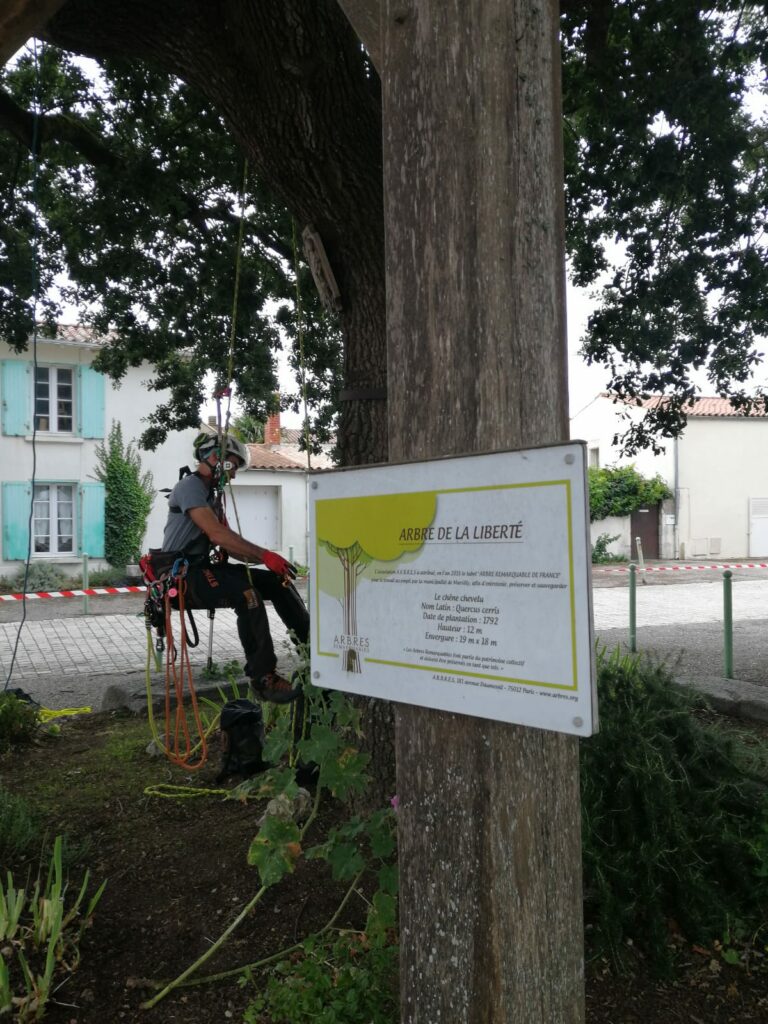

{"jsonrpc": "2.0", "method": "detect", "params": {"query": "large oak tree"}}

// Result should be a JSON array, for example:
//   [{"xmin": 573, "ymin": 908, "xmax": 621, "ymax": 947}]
[{"xmin": 1, "ymin": 1, "xmax": 767, "ymax": 459}]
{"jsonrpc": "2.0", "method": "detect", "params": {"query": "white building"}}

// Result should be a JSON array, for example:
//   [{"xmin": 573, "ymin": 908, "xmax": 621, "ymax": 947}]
[
  {"xmin": 1, "ymin": 328, "xmax": 195, "ymax": 579},
  {"xmin": 571, "ymin": 394, "xmax": 768, "ymax": 560},
  {"xmin": 1, "ymin": 333, "xmax": 331, "ymax": 580}
]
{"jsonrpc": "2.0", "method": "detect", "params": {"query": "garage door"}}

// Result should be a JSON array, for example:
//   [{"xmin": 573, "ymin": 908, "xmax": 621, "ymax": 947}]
[
  {"xmin": 228, "ymin": 485, "xmax": 280, "ymax": 551},
  {"xmin": 749, "ymin": 497, "xmax": 768, "ymax": 557}
]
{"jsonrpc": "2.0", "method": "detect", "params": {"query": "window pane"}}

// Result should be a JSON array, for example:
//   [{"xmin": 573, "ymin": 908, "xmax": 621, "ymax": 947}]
[
  {"xmin": 35, "ymin": 368, "xmax": 50, "ymax": 429},
  {"xmin": 55, "ymin": 371, "xmax": 73, "ymax": 433},
  {"xmin": 55, "ymin": 486, "xmax": 74, "ymax": 554}
]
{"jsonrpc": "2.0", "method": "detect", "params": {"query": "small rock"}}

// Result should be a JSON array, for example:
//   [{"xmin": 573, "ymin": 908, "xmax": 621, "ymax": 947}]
[
  {"xmin": 145, "ymin": 739, "xmax": 165, "ymax": 758},
  {"xmin": 101, "ymin": 684, "xmax": 130, "ymax": 711}
]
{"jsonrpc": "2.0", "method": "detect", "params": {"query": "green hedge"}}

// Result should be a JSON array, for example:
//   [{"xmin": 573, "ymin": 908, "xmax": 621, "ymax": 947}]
[{"xmin": 588, "ymin": 464, "xmax": 671, "ymax": 522}]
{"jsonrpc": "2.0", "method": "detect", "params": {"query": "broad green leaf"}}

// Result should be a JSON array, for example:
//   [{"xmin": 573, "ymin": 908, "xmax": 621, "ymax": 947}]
[{"xmin": 247, "ymin": 817, "xmax": 302, "ymax": 886}]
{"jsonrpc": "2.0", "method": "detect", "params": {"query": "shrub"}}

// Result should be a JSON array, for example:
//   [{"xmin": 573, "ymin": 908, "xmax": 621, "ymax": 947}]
[
  {"xmin": 591, "ymin": 532, "xmax": 623, "ymax": 563},
  {"xmin": 0, "ymin": 692, "xmax": 39, "ymax": 754},
  {"xmin": 93, "ymin": 421, "xmax": 154, "ymax": 569},
  {"xmin": 80, "ymin": 566, "xmax": 130, "ymax": 588},
  {"xmin": 582, "ymin": 647, "xmax": 768, "ymax": 968},
  {"xmin": 589, "ymin": 464, "xmax": 671, "ymax": 522},
  {"xmin": 12, "ymin": 561, "xmax": 67, "ymax": 593}
]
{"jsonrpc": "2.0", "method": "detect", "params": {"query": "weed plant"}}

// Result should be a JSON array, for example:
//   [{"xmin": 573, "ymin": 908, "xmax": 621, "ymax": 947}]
[
  {"xmin": 0, "ymin": 835, "xmax": 106, "ymax": 1020},
  {"xmin": 582, "ymin": 647, "xmax": 768, "ymax": 968},
  {"xmin": 0, "ymin": 789, "xmax": 41, "ymax": 866},
  {"xmin": 591, "ymin": 532, "xmax": 624, "ymax": 564},
  {"xmin": 245, "ymin": 929, "xmax": 398, "ymax": 1024},
  {"xmin": 0, "ymin": 693, "xmax": 39, "ymax": 755}
]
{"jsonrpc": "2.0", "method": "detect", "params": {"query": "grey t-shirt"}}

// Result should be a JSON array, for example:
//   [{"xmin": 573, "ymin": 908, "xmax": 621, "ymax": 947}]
[{"xmin": 161, "ymin": 472, "xmax": 215, "ymax": 555}]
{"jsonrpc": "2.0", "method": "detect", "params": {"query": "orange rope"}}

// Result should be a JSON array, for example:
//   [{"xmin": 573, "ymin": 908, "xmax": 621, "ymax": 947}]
[{"xmin": 161, "ymin": 575, "xmax": 208, "ymax": 771}]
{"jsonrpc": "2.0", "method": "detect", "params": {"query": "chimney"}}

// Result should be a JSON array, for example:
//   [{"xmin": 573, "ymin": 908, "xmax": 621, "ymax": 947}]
[{"xmin": 265, "ymin": 411, "xmax": 281, "ymax": 446}]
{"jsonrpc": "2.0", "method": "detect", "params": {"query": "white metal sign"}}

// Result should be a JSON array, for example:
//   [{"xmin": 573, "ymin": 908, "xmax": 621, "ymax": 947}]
[{"xmin": 308, "ymin": 443, "xmax": 597, "ymax": 736}]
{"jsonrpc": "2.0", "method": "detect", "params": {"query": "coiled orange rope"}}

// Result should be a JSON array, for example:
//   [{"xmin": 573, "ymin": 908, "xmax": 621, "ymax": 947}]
[{"xmin": 161, "ymin": 574, "xmax": 209, "ymax": 771}]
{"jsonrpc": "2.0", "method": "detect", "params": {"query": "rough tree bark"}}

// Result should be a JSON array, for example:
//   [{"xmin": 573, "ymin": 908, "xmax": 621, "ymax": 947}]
[
  {"xmin": 383, "ymin": 1, "xmax": 584, "ymax": 1020},
  {"xmin": 3, "ymin": 0, "xmax": 397, "ymax": 804},
  {"xmin": 0, "ymin": 0, "xmax": 67, "ymax": 64}
]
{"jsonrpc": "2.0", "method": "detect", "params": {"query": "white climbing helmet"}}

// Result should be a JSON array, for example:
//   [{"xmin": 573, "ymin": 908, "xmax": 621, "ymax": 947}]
[{"xmin": 193, "ymin": 430, "xmax": 250, "ymax": 469}]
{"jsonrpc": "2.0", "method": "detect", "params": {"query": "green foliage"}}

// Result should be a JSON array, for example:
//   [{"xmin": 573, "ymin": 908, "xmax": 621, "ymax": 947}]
[
  {"xmin": 12, "ymin": 562, "xmax": 67, "ymax": 593},
  {"xmin": 94, "ymin": 421, "xmax": 154, "ymax": 568},
  {"xmin": 146, "ymin": 664, "xmax": 398, "ymax": 1011},
  {"xmin": 79, "ymin": 566, "xmax": 130, "ymax": 587},
  {"xmin": 3, "ymin": 6, "xmax": 768, "ymax": 458},
  {"xmin": 562, "ymin": 3, "xmax": 768, "ymax": 453},
  {"xmin": 0, "ymin": 693, "xmax": 39, "ymax": 755},
  {"xmin": 591, "ymin": 533, "xmax": 624, "ymax": 563},
  {"xmin": 0, "ymin": 49, "xmax": 341, "ymax": 450},
  {"xmin": 0, "ymin": 789, "xmax": 41, "ymax": 866},
  {"xmin": 244, "ymin": 929, "xmax": 398, "ymax": 1024},
  {"xmin": 588, "ymin": 464, "xmax": 671, "ymax": 522},
  {"xmin": 582, "ymin": 647, "xmax": 768, "ymax": 968},
  {"xmin": 230, "ymin": 413, "xmax": 264, "ymax": 444},
  {"xmin": 0, "ymin": 835, "xmax": 106, "ymax": 1021}
]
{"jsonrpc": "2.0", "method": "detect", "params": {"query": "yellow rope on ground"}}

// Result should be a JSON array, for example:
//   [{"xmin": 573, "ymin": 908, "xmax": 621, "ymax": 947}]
[
  {"xmin": 143, "ymin": 783, "xmax": 230, "ymax": 799},
  {"xmin": 38, "ymin": 705, "xmax": 91, "ymax": 721}
]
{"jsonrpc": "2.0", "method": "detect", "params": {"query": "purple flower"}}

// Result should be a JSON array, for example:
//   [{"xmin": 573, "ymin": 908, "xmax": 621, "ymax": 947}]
[{"xmin": 390, "ymin": 795, "xmax": 399, "ymax": 812}]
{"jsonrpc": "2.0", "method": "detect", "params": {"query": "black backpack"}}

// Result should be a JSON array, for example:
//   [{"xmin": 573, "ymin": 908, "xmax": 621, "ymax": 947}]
[{"xmin": 217, "ymin": 698, "xmax": 267, "ymax": 782}]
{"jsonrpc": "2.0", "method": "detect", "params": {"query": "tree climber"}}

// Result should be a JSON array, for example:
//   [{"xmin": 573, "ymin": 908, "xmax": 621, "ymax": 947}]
[{"xmin": 159, "ymin": 431, "xmax": 309, "ymax": 703}]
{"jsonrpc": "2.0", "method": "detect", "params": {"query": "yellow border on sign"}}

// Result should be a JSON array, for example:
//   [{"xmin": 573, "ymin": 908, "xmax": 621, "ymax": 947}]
[{"xmin": 314, "ymin": 478, "xmax": 580, "ymax": 690}]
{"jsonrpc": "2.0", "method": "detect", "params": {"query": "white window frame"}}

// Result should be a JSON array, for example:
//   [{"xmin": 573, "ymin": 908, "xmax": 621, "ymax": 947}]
[
  {"xmin": 34, "ymin": 365, "xmax": 75, "ymax": 434},
  {"xmin": 33, "ymin": 483, "xmax": 76, "ymax": 557}
]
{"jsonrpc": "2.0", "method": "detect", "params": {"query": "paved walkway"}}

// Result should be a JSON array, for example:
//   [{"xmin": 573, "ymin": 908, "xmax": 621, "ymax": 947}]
[{"xmin": 1, "ymin": 577, "xmax": 767, "ymax": 721}]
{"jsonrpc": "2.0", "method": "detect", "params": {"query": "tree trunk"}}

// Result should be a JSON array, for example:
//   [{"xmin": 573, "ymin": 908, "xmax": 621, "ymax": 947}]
[
  {"xmin": 382, "ymin": 1, "xmax": 584, "ymax": 1020},
  {"xmin": 0, "ymin": 0, "xmax": 67, "ymax": 64}
]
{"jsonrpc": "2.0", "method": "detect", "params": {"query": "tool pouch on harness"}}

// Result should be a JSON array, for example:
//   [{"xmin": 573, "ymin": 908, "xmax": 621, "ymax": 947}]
[
  {"xmin": 140, "ymin": 549, "xmax": 202, "ymax": 648},
  {"xmin": 217, "ymin": 698, "xmax": 268, "ymax": 782}
]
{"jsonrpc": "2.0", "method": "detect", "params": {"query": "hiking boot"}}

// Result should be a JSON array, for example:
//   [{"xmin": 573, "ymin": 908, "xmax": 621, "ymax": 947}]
[{"xmin": 252, "ymin": 671, "xmax": 301, "ymax": 704}]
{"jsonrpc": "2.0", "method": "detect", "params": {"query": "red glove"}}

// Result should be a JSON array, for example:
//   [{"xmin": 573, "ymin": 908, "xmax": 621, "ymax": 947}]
[{"xmin": 262, "ymin": 550, "xmax": 297, "ymax": 580}]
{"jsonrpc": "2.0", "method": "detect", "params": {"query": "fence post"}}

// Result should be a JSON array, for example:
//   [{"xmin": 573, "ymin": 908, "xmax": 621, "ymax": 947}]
[
  {"xmin": 82, "ymin": 552, "xmax": 89, "ymax": 616},
  {"xmin": 723, "ymin": 569, "xmax": 733, "ymax": 679},
  {"xmin": 629, "ymin": 561, "xmax": 637, "ymax": 653},
  {"xmin": 635, "ymin": 536, "xmax": 648, "ymax": 584}
]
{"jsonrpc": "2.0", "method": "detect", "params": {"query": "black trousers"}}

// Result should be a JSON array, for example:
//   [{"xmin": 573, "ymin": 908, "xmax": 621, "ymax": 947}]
[{"xmin": 179, "ymin": 563, "xmax": 309, "ymax": 681}]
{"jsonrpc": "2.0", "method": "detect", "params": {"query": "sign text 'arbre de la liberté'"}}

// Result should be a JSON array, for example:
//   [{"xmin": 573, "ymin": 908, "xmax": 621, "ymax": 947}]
[{"xmin": 309, "ymin": 443, "xmax": 597, "ymax": 737}]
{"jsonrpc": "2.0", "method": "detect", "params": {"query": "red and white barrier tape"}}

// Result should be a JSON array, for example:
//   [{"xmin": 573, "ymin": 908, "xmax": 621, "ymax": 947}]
[
  {"xmin": 593, "ymin": 563, "xmax": 768, "ymax": 574},
  {"xmin": 0, "ymin": 586, "xmax": 144, "ymax": 601}
]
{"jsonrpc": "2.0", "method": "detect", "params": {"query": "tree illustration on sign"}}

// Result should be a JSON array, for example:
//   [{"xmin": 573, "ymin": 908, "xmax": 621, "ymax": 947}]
[{"xmin": 316, "ymin": 491, "xmax": 437, "ymax": 673}]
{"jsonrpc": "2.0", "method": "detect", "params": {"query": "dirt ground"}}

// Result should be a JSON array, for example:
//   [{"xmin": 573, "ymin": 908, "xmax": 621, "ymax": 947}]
[{"xmin": 2, "ymin": 711, "xmax": 768, "ymax": 1023}]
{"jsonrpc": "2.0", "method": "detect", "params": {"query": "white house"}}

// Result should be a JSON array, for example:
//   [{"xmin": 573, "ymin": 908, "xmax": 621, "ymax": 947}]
[
  {"xmin": 226, "ymin": 413, "xmax": 334, "ymax": 568},
  {"xmin": 0, "ymin": 328, "xmax": 196, "ymax": 579},
  {"xmin": 571, "ymin": 394, "xmax": 768, "ymax": 560}
]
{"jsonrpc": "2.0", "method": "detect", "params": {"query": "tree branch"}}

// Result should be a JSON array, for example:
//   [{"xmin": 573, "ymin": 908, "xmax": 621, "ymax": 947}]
[
  {"xmin": 0, "ymin": 84, "xmax": 120, "ymax": 167},
  {"xmin": 0, "ymin": 84, "xmax": 278, "ymax": 241}
]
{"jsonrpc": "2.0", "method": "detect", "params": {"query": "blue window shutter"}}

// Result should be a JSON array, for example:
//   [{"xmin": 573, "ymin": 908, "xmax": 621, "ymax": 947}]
[
  {"xmin": 80, "ymin": 483, "xmax": 105, "ymax": 557},
  {"xmin": 1, "ymin": 361, "xmax": 31, "ymax": 436},
  {"xmin": 2, "ymin": 482, "xmax": 32, "ymax": 559},
  {"xmin": 77, "ymin": 366, "xmax": 105, "ymax": 439}
]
